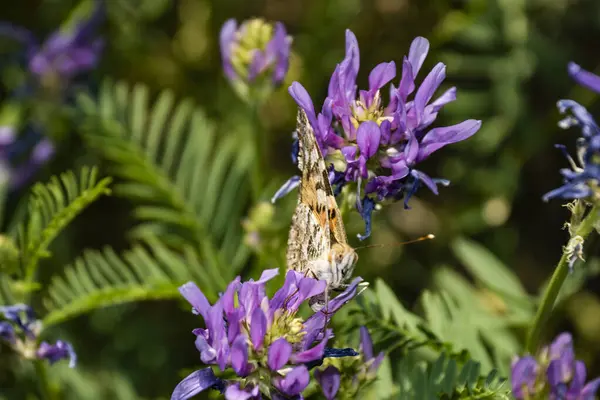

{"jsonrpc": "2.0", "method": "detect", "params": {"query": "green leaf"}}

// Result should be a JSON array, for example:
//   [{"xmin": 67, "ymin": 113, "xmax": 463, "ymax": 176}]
[
  {"xmin": 14, "ymin": 167, "xmax": 111, "ymax": 282},
  {"xmin": 42, "ymin": 236, "xmax": 211, "ymax": 327},
  {"xmin": 375, "ymin": 278, "xmax": 423, "ymax": 331},
  {"xmin": 451, "ymin": 237, "xmax": 528, "ymax": 299},
  {"xmin": 77, "ymin": 79, "xmax": 253, "ymax": 297},
  {"xmin": 395, "ymin": 353, "xmax": 510, "ymax": 399}
]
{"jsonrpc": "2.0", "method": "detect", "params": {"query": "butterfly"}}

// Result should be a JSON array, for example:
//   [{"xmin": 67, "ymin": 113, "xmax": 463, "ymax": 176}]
[{"xmin": 286, "ymin": 108, "xmax": 359, "ymax": 311}]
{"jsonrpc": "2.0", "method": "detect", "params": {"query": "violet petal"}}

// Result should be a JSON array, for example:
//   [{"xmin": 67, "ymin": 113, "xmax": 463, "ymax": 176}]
[
  {"xmin": 268, "ymin": 338, "xmax": 293, "ymax": 371},
  {"xmin": 171, "ymin": 368, "xmax": 221, "ymax": 400},
  {"xmin": 315, "ymin": 366, "xmax": 341, "ymax": 400}
]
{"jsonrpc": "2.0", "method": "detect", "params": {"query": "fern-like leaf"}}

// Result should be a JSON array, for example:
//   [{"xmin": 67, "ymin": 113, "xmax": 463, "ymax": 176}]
[
  {"xmin": 396, "ymin": 353, "xmax": 510, "ymax": 399},
  {"xmin": 42, "ymin": 235, "xmax": 207, "ymax": 327},
  {"xmin": 14, "ymin": 167, "xmax": 111, "ymax": 282},
  {"xmin": 77, "ymin": 80, "xmax": 251, "ymax": 289}
]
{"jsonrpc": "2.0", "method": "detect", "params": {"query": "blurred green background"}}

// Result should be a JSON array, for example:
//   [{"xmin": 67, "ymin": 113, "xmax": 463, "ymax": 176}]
[{"xmin": 2, "ymin": 0, "xmax": 600, "ymax": 398}]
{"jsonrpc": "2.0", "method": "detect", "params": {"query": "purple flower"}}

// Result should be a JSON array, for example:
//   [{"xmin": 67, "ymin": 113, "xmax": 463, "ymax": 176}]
[
  {"xmin": 543, "ymin": 62, "xmax": 600, "ymax": 203},
  {"xmin": 543, "ymin": 102, "xmax": 600, "ymax": 202},
  {"xmin": 220, "ymin": 18, "xmax": 291, "ymax": 93},
  {"xmin": 172, "ymin": 269, "xmax": 364, "ymax": 400},
  {"xmin": 359, "ymin": 326, "xmax": 384, "ymax": 378},
  {"xmin": 0, "ymin": 304, "xmax": 76, "ymax": 367},
  {"xmin": 544, "ymin": 333, "xmax": 600, "ymax": 400},
  {"xmin": 315, "ymin": 366, "xmax": 341, "ymax": 400},
  {"xmin": 171, "ymin": 368, "xmax": 225, "ymax": 400},
  {"xmin": 0, "ymin": 0, "xmax": 104, "ymax": 87},
  {"xmin": 511, "ymin": 333, "xmax": 600, "ymax": 400},
  {"xmin": 275, "ymin": 32, "xmax": 480, "ymax": 239},
  {"xmin": 0, "ymin": 126, "xmax": 55, "ymax": 190},
  {"xmin": 37, "ymin": 340, "xmax": 77, "ymax": 368},
  {"xmin": 511, "ymin": 356, "xmax": 538, "ymax": 398}
]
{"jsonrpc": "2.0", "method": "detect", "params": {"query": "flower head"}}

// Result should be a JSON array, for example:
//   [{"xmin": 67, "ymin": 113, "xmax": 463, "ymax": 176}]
[
  {"xmin": 274, "ymin": 32, "xmax": 480, "ymax": 239},
  {"xmin": 511, "ymin": 332, "xmax": 600, "ymax": 399},
  {"xmin": 0, "ymin": 0, "xmax": 104, "ymax": 92},
  {"xmin": 172, "ymin": 269, "xmax": 364, "ymax": 400},
  {"xmin": 220, "ymin": 18, "xmax": 291, "ymax": 103},
  {"xmin": 0, "ymin": 304, "xmax": 76, "ymax": 367},
  {"xmin": 544, "ymin": 63, "xmax": 600, "ymax": 203}
]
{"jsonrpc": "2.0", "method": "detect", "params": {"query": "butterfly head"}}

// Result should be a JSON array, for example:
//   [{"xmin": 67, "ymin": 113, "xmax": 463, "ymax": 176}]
[{"xmin": 329, "ymin": 242, "xmax": 358, "ymax": 285}]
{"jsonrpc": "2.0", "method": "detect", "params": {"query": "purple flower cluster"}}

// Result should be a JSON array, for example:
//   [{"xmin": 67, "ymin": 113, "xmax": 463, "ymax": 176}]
[
  {"xmin": 0, "ymin": 126, "xmax": 54, "ymax": 190},
  {"xmin": 171, "ymin": 268, "xmax": 363, "ymax": 400},
  {"xmin": 0, "ymin": 0, "xmax": 103, "ymax": 89},
  {"xmin": 315, "ymin": 327, "xmax": 384, "ymax": 399},
  {"xmin": 274, "ymin": 31, "xmax": 481, "ymax": 239},
  {"xmin": 511, "ymin": 333, "xmax": 600, "ymax": 399},
  {"xmin": 0, "ymin": 304, "xmax": 76, "ymax": 367},
  {"xmin": 220, "ymin": 18, "xmax": 291, "ymax": 91},
  {"xmin": 543, "ymin": 63, "xmax": 600, "ymax": 202}
]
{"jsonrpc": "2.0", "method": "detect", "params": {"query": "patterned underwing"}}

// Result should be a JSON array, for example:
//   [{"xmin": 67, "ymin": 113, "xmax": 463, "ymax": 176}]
[{"xmin": 286, "ymin": 109, "xmax": 358, "ymax": 311}]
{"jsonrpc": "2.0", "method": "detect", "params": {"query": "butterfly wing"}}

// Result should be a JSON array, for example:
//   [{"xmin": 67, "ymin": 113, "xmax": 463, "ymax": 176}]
[{"xmin": 286, "ymin": 109, "xmax": 338, "ymax": 274}]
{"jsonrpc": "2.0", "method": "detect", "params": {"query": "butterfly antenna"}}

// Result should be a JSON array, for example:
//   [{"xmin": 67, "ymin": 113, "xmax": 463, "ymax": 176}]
[{"xmin": 354, "ymin": 233, "xmax": 435, "ymax": 251}]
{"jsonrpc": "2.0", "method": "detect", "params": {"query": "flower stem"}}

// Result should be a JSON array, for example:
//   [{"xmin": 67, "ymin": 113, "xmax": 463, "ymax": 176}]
[
  {"xmin": 247, "ymin": 102, "xmax": 265, "ymax": 201},
  {"xmin": 526, "ymin": 204, "xmax": 600, "ymax": 354},
  {"xmin": 33, "ymin": 360, "xmax": 53, "ymax": 400}
]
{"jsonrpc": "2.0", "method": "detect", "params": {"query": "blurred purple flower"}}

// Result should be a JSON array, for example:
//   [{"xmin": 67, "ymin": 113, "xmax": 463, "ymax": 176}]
[
  {"xmin": 511, "ymin": 356, "xmax": 538, "ymax": 398},
  {"xmin": 543, "ymin": 64, "xmax": 600, "ymax": 202},
  {"xmin": 0, "ymin": 304, "xmax": 76, "ymax": 367},
  {"xmin": 511, "ymin": 332, "xmax": 600, "ymax": 400},
  {"xmin": 275, "ymin": 32, "xmax": 480, "ymax": 239},
  {"xmin": 220, "ymin": 18, "xmax": 291, "ymax": 88},
  {"xmin": 0, "ymin": 126, "xmax": 55, "ymax": 190},
  {"xmin": 0, "ymin": 0, "xmax": 104, "ymax": 86},
  {"xmin": 544, "ymin": 333, "xmax": 600, "ymax": 400},
  {"xmin": 172, "ymin": 269, "xmax": 364, "ymax": 400},
  {"xmin": 359, "ymin": 326, "xmax": 384, "ymax": 378},
  {"xmin": 37, "ymin": 340, "xmax": 77, "ymax": 368}
]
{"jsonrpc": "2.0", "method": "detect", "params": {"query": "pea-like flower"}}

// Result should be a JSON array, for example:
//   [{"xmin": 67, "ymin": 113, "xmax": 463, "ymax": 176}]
[
  {"xmin": 0, "ymin": 304, "xmax": 76, "ymax": 367},
  {"xmin": 171, "ymin": 269, "xmax": 363, "ymax": 400},
  {"xmin": 0, "ymin": 0, "xmax": 104, "ymax": 91},
  {"xmin": 274, "ymin": 31, "xmax": 481, "ymax": 239},
  {"xmin": 511, "ymin": 332, "xmax": 600, "ymax": 399},
  {"xmin": 220, "ymin": 18, "xmax": 291, "ymax": 103},
  {"xmin": 543, "ymin": 63, "xmax": 600, "ymax": 202}
]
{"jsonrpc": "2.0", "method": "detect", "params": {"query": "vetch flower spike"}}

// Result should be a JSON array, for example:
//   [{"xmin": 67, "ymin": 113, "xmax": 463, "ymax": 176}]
[
  {"xmin": 544, "ymin": 63, "xmax": 600, "ymax": 203},
  {"xmin": 220, "ymin": 18, "xmax": 292, "ymax": 104},
  {"xmin": 0, "ymin": 0, "xmax": 104, "ymax": 91},
  {"xmin": 0, "ymin": 304, "xmax": 76, "ymax": 367},
  {"xmin": 276, "ymin": 32, "xmax": 481, "ymax": 239},
  {"xmin": 172, "ymin": 269, "xmax": 364, "ymax": 399},
  {"xmin": 511, "ymin": 332, "xmax": 600, "ymax": 399}
]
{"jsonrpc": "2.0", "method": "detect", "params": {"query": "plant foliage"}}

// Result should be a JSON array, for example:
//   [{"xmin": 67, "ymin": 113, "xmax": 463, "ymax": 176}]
[
  {"xmin": 395, "ymin": 353, "xmax": 510, "ymax": 399},
  {"xmin": 77, "ymin": 80, "xmax": 252, "ymax": 282},
  {"xmin": 15, "ymin": 166, "xmax": 112, "ymax": 282}
]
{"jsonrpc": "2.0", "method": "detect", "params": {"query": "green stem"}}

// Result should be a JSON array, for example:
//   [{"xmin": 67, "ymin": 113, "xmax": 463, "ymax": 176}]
[
  {"xmin": 526, "ymin": 204, "xmax": 600, "ymax": 354},
  {"xmin": 247, "ymin": 102, "xmax": 265, "ymax": 201},
  {"xmin": 33, "ymin": 360, "xmax": 53, "ymax": 400}
]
